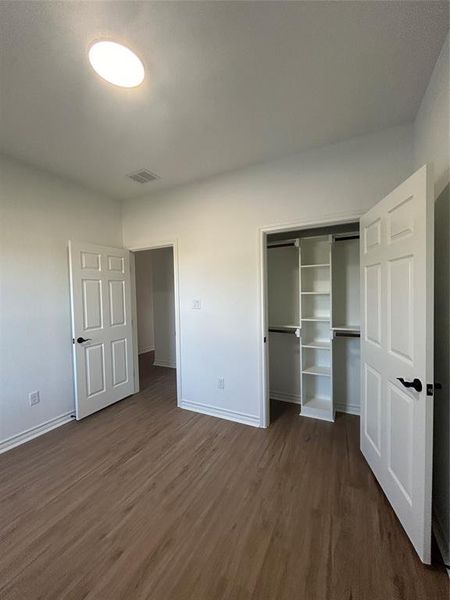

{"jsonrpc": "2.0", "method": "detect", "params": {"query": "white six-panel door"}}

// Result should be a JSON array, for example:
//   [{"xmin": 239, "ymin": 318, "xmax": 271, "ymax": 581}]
[
  {"xmin": 360, "ymin": 165, "xmax": 434, "ymax": 563},
  {"xmin": 69, "ymin": 241, "xmax": 135, "ymax": 420}
]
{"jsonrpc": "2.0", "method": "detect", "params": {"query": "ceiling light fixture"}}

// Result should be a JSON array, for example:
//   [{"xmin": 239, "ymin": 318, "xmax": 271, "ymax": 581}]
[{"xmin": 88, "ymin": 41, "xmax": 145, "ymax": 88}]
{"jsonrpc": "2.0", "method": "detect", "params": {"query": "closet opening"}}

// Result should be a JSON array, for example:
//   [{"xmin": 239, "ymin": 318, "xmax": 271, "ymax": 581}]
[{"xmin": 262, "ymin": 220, "xmax": 361, "ymax": 426}]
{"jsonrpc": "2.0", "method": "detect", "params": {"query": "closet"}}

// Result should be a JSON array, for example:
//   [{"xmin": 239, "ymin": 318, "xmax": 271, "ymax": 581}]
[{"xmin": 267, "ymin": 225, "xmax": 360, "ymax": 422}]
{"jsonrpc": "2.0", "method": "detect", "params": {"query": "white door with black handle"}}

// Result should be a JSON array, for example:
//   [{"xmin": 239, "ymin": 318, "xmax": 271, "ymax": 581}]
[
  {"xmin": 360, "ymin": 164, "xmax": 434, "ymax": 563},
  {"xmin": 69, "ymin": 241, "xmax": 135, "ymax": 419}
]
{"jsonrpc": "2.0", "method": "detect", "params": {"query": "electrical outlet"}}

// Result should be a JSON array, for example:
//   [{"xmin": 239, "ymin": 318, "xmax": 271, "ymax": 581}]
[
  {"xmin": 192, "ymin": 299, "xmax": 202, "ymax": 310},
  {"xmin": 218, "ymin": 377, "xmax": 225, "ymax": 390},
  {"xmin": 29, "ymin": 391, "xmax": 40, "ymax": 406}
]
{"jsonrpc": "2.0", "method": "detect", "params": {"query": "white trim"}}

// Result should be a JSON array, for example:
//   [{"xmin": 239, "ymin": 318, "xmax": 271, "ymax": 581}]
[
  {"xmin": 433, "ymin": 507, "xmax": 450, "ymax": 568},
  {"xmin": 0, "ymin": 412, "xmax": 74, "ymax": 454},
  {"xmin": 270, "ymin": 391, "xmax": 301, "ymax": 404},
  {"xmin": 180, "ymin": 399, "xmax": 261, "ymax": 428},
  {"xmin": 335, "ymin": 402, "xmax": 360, "ymax": 416},
  {"xmin": 127, "ymin": 240, "xmax": 182, "ymax": 408},
  {"xmin": 153, "ymin": 359, "xmax": 176, "ymax": 369},
  {"xmin": 138, "ymin": 346, "xmax": 155, "ymax": 355},
  {"xmin": 258, "ymin": 210, "xmax": 364, "ymax": 427}
]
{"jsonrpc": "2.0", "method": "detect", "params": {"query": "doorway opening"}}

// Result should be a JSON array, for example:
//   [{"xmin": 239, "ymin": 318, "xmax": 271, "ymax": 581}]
[{"xmin": 133, "ymin": 246, "xmax": 178, "ymax": 399}]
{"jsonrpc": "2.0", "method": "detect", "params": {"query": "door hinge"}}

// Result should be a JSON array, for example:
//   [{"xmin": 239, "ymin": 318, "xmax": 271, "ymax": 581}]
[{"xmin": 264, "ymin": 336, "xmax": 267, "ymax": 343}]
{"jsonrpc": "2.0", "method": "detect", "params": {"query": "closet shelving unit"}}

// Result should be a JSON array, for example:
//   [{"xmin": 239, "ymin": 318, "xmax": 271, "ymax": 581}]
[{"xmin": 299, "ymin": 235, "xmax": 334, "ymax": 421}]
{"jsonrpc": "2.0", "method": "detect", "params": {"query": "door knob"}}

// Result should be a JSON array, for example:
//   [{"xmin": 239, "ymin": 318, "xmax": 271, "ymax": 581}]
[
  {"xmin": 77, "ymin": 337, "xmax": 92, "ymax": 344},
  {"xmin": 397, "ymin": 377, "xmax": 422, "ymax": 393}
]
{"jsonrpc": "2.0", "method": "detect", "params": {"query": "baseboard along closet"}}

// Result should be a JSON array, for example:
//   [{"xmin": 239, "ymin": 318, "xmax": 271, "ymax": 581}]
[{"xmin": 267, "ymin": 223, "xmax": 361, "ymax": 422}]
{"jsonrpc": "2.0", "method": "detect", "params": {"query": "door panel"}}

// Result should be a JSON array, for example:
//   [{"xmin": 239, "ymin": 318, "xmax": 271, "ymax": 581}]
[
  {"xmin": 111, "ymin": 339, "xmax": 128, "ymax": 387},
  {"xmin": 364, "ymin": 364, "xmax": 381, "ymax": 455},
  {"xmin": 82, "ymin": 279, "xmax": 103, "ymax": 330},
  {"xmin": 69, "ymin": 241, "xmax": 135, "ymax": 419},
  {"xmin": 388, "ymin": 256, "xmax": 413, "ymax": 361},
  {"xmin": 387, "ymin": 382, "xmax": 414, "ymax": 503},
  {"xmin": 86, "ymin": 344, "xmax": 105, "ymax": 397},
  {"xmin": 360, "ymin": 164, "xmax": 433, "ymax": 563},
  {"xmin": 364, "ymin": 263, "xmax": 381, "ymax": 345},
  {"xmin": 109, "ymin": 280, "xmax": 126, "ymax": 326}
]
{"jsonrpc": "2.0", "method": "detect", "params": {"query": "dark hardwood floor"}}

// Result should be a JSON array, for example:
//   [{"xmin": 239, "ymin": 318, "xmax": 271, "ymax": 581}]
[{"xmin": 0, "ymin": 357, "xmax": 448, "ymax": 599}]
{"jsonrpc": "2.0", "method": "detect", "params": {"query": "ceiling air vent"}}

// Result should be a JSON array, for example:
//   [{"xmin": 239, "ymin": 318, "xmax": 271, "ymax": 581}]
[{"xmin": 127, "ymin": 169, "xmax": 159, "ymax": 184}]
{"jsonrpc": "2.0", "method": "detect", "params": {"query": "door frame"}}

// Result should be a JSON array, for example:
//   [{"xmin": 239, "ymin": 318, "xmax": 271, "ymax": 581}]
[
  {"xmin": 128, "ymin": 240, "xmax": 182, "ymax": 407},
  {"xmin": 258, "ymin": 210, "xmax": 364, "ymax": 428}
]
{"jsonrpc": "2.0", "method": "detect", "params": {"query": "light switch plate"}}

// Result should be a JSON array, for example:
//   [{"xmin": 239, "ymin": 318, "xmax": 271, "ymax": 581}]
[{"xmin": 192, "ymin": 299, "xmax": 202, "ymax": 310}]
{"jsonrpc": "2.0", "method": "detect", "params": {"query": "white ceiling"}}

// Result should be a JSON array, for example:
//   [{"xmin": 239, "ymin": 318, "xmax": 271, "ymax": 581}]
[{"xmin": 0, "ymin": 1, "xmax": 448, "ymax": 199}]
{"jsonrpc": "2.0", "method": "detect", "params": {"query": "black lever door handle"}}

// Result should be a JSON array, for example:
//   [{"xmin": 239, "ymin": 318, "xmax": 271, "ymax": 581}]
[
  {"xmin": 77, "ymin": 337, "xmax": 92, "ymax": 344},
  {"xmin": 397, "ymin": 377, "xmax": 422, "ymax": 393}
]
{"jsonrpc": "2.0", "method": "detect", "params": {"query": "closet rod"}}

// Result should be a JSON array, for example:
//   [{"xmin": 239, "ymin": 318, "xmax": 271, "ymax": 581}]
[
  {"xmin": 334, "ymin": 331, "xmax": 360, "ymax": 338},
  {"xmin": 269, "ymin": 327, "xmax": 298, "ymax": 335}
]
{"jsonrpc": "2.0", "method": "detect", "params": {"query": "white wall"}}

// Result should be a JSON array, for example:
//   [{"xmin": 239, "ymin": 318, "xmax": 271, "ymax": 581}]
[
  {"xmin": 414, "ymin": 34, "xmax": 450, "ymax": 564},
  {"xmin": 151, "ymin": 247, "xmax": 176, "ymax": 368},
  {"xmin": 0, "ymin": 155, "xmax": 122, "ymax": 449},
  {"xmin": 135, "ymin": 251, "xmax": 155, "ymax": 354},
  {"xmin": 122, "ymin": 124, "xmax": 414, "ymax": 426}
]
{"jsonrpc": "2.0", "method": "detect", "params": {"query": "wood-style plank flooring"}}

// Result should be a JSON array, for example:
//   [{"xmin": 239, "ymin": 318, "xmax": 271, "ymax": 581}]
[{"xmin": 0, "ymin": 353, "xmax": 448, "ymax": 599}]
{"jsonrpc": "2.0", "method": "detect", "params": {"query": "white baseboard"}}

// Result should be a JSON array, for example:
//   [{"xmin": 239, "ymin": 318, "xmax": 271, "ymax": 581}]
[
  {"xmin": 270, "ymin": 390, "xmax": 301, "ymax": 404},
  {"xmin": 180, "ymin": 399, "xmax": 260, "ymax": 428},
  {"xmin": 0, "ymin": 412, "xmax": 75, "ymax": 454},
  {"xmin": 138, "ymin": 346, "xmax": 154, "ymax": 355},
  {"xmin": 433, "ymin": 507, "xmax": 450, "ymax": 569},
  {"xmin": 335, "ymin": 402, "xmax": 360, "ymax": 416},
  {"xmin": 153, "ymin": 359, "xmax": 176, "ymax": 369}
]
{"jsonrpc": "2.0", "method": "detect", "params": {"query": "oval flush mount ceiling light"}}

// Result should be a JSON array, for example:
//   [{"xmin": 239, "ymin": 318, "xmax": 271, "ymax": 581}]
[{"xmin": 88, "ymin": 41, "xmax": 144, "ymax": 88}]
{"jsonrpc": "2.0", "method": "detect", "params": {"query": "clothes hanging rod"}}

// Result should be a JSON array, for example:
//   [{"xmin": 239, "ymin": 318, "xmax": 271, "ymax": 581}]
[
  {"xmin": 334, "ymin": 331, "xmax": 360, "ymax": 338},
  {"xmin": 269, "ymin": 327, "xmax": 298, "ymax": 334}
]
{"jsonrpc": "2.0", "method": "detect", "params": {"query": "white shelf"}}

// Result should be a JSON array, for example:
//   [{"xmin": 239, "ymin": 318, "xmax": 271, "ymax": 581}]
[
  {"xmin": 301, "ymin": 291, "xmax": 330, "ymax": 295},
  {"xmin": 301, "ymin": 317, "xmax": 330, "ymax": 322},
  {"xmin": 301, "ymin": 397, "xmax": 335, "ymax": 422},
  {"xmin": 302, "ymin": 365, "xmax": 331, "ymax": 377},
  {"xmin": 301, "ymin": 263, "xmax": 330, "ymax": 269},
  {"xmin": 302, "ymin": 396, "xmax": 332, "ymax": 410},
  {"xmin": 302, "ymin": 340, "xmax": 331, "ymax": 349}
]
